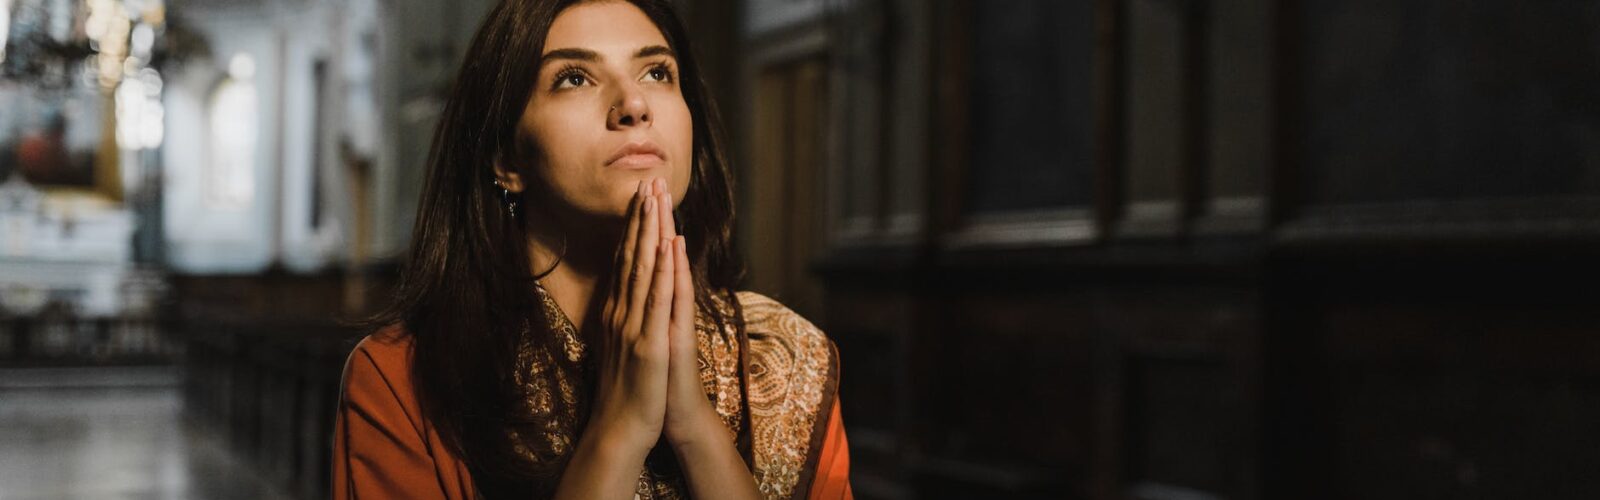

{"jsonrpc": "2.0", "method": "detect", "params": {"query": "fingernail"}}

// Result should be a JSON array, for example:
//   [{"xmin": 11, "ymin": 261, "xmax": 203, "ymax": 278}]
[
  {"xmin": 636, "ymin": 180, "xmax": 645, "ymax": 197},
  {"xmin": 644, "ymin": 196, "xmax": 654, "ymax": 213}
]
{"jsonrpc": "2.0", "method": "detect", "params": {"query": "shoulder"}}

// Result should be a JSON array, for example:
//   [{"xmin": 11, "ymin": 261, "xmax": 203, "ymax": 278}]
[
  {"xmin": 344, "ymin": 325, "xmax": 414, "ymax": 380},
  {"xmin": 734, "ymin": 291, "xmax": 839, "ymax": 371},
  {"xmin": 735, "ymin": 291, "xmax": 833, "ymax": 345},
  {"xmin": 339, "ymin": 325, "xmax": 421, "ymax": 417}
]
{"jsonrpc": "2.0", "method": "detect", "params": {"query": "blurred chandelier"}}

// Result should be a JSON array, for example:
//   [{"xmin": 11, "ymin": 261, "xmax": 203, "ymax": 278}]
[{"xmin": 1, "ymin": 0, "xmax": 205, "ymax": 90}]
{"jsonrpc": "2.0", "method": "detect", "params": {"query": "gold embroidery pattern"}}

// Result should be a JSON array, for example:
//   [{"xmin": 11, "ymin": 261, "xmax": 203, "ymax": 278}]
[
  {"xmin": 515, "ymin": 285, "xmax": 832, "ymax": 500},
  {"xmin": 698, "ymin": 296, "xmax": 746, "ymax": 440},
  {"xmin": 738, "ymin": 291, "xmax": 835, "ymax": 500},
  {"xmin": 506, "ymin": 285, "xmax": 586, "ymax": 465}
]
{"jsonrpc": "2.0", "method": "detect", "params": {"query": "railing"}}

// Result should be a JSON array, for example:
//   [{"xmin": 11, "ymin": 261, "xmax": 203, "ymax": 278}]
[
  {"xmin": 178, "ymin": 320, "xmax": 356, "ymax": 500},
  {"xmin": 0, "ymin": 310, "xmax": 176, "ymax": 366},
  {"xmin": 167, "ymin": 272, "xmax": 377, "ymax": 500}
]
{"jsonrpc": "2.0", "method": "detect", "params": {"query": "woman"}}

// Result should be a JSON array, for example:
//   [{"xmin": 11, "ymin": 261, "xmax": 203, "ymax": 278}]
[{"xmin": 329, "ymin": 1, "xmax": 852, "ymax": 499}]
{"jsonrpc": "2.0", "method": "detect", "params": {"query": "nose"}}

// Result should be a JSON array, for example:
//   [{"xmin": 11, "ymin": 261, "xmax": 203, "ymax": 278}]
[{"xmin": 607, "ymin": 84, "xmax": 651, "ymax": 129}]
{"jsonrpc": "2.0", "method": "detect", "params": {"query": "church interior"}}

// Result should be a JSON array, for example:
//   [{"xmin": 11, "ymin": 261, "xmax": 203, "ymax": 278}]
[{"xmin": 2, "ymin": 0, "xmax": 1598, "ymax": 499}]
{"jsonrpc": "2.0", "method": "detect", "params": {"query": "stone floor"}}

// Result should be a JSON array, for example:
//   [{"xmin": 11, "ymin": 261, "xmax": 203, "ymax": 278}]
[{"xmin": 0, "ymin": 366, "xmax": 296, "ymax": 500}]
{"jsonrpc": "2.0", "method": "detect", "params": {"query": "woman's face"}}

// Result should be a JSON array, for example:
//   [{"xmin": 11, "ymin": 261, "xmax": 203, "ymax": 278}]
[{"xmin": 516, "ymin": 0, "xmax": 693, "ymax": 222}]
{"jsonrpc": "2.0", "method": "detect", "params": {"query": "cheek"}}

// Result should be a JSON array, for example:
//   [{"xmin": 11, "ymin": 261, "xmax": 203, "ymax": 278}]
[
  {"xmin": 529, "ymin": 104, "xmax": 594, "ymax": 165},
  {"xmin": 663, "ymin": 100, "xmax": 695, "ymax": 200},
  {"xmin": 525, "ymin": 110, "xmax": 616, "ymax": 213},
  {"xmin": 530, "ymin": 128, "xmax": 583, "ymax": 186}
]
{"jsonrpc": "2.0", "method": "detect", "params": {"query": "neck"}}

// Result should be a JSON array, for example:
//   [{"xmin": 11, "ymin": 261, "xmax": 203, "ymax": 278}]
[{"xmin": 525, "ymin": 203, "xmax": 619, "ymax": 335}]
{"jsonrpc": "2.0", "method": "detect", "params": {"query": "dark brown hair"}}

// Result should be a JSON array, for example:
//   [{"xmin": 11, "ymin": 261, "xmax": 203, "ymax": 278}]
[{"xmin": 367, "ymin": 0, "xmax": 743, "ymax": 496}]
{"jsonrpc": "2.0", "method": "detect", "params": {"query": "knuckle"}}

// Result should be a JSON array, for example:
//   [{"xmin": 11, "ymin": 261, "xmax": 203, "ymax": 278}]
[{"xmin": 628, "ymin": 341, "xmax": 659, "ymax": 361}]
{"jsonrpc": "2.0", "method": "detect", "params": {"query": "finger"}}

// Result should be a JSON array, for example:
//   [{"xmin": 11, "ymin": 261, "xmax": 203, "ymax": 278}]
[
  {"xmin": 642, "ymin": 231, "xmax": 675, "ymax": 343},
  {"xmin": 670, "ymin": 236, "xmax": 693, "ymax": 341},
  {"xmin": 657, "ymin": 178, "xmax": 676, "ymax": 241},
  {"xmin": 625, "ymin": 189, "xmax": 662, "ymax": 338},
  {"xmin": 611, "ymin": 180, "xmax": 647, "ymax": 315}
]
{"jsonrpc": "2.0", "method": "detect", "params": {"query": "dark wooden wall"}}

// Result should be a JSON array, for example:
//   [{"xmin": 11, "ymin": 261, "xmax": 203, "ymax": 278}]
[{"xmin": 727, "ymin": 1, "xmax": 1600, "ymax": 499}]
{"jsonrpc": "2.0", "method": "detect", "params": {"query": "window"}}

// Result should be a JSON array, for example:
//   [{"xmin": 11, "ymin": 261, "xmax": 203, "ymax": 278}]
[{"xmin": 204, "ymin": 53, "xmax": 258, "ymax": 209}]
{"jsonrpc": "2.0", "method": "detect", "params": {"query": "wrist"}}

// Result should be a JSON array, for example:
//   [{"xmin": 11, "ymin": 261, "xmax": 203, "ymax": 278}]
[
  {"xmin": 584, "ymin": 413, "xmax": 659, "ymax": 458},
  {"xmin": 665, "ymin": 407, "xmax": 730, "ymax": 452}
]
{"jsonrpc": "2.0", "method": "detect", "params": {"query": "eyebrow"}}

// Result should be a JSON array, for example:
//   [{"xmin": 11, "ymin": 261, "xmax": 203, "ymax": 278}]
[
  {"xmin": 540, "ymin": 45, "xmax": 676, "ymax": 68},
  {"xmin": 634, "ymin": 45, "xmax": 674, "ymax": 59}
]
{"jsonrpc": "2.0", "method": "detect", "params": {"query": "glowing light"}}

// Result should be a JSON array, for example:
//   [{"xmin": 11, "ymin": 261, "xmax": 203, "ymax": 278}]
[
  {"xmin": 85, "ymin": 0, "xmax": 116, "ymax": 41},
  {"xmin": 122, "ymin": 55, "xmax": 143, "ymax": 78},
  {"xmin": 206, "ymin": 70, "xmax": 259, "ymax": 208},
  {"xmin": 228, "ymin": 53, "xmax": 256, "ymax": 81},
  {"xmin": 137, "ymin": 68, "xmax": 162, "ymax": 94},
  {"xmin": 86, "ymin": 0, "xmax": 132, "ymax": 88},
  {"xmin": 0, "ymin": 0, "xmax": 11, "ymax": 63},
  {"xmin": 115, "ymin": 71, "xmax": 166, "ymax": 150},
  {"xmin": 116, "ymin": 77, "xmax": 147, "ymax": 148},
  {"xmin": 131, "ymin": 24, "xmax": 155, "ymax": 57}
]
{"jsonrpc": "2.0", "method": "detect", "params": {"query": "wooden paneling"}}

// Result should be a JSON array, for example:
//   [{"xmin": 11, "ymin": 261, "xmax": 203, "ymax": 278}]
[
  {"xmin": 1198, "ymin": 0, "xmax": 1271, "ymax": 234},
  {"xmin": 964, "ymin": 0, "xmax": 1096, "ymax": 215},
  {"xmin": 1293, "ymin": 0, "xmax": 1600, "ymax": 207},
  {"xmin": 733, "ymin": 0, "xmax": 1600, "ymax": 499},
  {"xmin": 1266, "ymin": 252, "xmax": 1600, "ymax": 500},
  {"xmin": 1121, "ymin": 0, "xmax": 1195, "ymax": 238},
  {"xmin": 746, "ymin": 58, "xmax": 829, "ymax": 316}
]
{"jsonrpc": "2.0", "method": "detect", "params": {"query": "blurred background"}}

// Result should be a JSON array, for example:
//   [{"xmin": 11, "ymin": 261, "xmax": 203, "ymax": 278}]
[{"xmin": 2, "ymin": 0, "xmax": 1599, "ymax": 499}]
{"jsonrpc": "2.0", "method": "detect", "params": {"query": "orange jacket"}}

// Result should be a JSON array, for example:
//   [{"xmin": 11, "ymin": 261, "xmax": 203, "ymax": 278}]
[{"xmin": 332, "ymin": 330, "xmax": 853, "ymax": 499}]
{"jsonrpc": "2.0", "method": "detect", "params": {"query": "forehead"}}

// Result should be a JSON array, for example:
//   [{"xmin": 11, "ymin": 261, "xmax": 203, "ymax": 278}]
[{"xmin": 544, "ymin": 1, "xmax": 670, "ymax": 57}]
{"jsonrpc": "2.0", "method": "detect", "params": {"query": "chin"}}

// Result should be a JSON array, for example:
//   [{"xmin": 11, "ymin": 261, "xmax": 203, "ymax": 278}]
[{"xmin": 612, "ymin": 181, "xmax": 645, "ymax": 215}]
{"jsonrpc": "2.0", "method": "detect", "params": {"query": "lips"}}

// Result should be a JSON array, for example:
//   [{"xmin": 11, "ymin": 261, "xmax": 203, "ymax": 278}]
[{"xmin": 605, "ymin": 141, "xmax": 666, "ymax": 169}]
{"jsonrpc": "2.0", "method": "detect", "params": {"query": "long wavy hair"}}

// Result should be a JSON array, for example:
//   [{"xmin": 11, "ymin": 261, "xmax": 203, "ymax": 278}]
[{"xmin": 366, "ymin": 0, "xmax": 744, "ymax": 496}]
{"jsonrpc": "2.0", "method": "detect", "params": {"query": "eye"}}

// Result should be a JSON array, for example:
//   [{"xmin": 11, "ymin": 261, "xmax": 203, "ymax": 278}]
[
  {"xmin": 643, "ymin": 63, "xmax": 674, "ymax": 83},
  {"xmin": 552, "ymin": 66, "xmax": 590, "ymax": 90}
]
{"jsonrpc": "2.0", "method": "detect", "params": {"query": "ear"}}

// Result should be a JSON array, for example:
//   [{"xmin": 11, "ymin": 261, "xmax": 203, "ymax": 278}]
[{"xmin": 491, "ymin": 159, "xmax": 526, "ymax": 194}]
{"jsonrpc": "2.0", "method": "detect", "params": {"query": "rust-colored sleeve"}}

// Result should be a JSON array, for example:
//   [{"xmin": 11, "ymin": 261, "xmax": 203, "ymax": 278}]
[
  {"xmin": 806, "ymin": 401, "xmax": 854, "ymax": 500},
  {"xmin": 331, "ymin": 337, "xmax": 475, "ymax": 500}
]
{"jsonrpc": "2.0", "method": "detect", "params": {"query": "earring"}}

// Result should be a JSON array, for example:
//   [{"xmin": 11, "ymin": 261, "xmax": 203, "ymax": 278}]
[{"xmin": 494, "ymin": 178, "xmax": 519, "ymax": 219}]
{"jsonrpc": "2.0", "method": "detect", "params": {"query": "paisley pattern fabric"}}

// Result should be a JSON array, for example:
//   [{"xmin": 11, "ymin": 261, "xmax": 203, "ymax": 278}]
[
  {"xmin": 516, "ymin": 284, "xmax": 838, "ymax": 500},
  {"xmin": 739, "ymin": 292, "xmax": 839, "ymax": 499}
]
